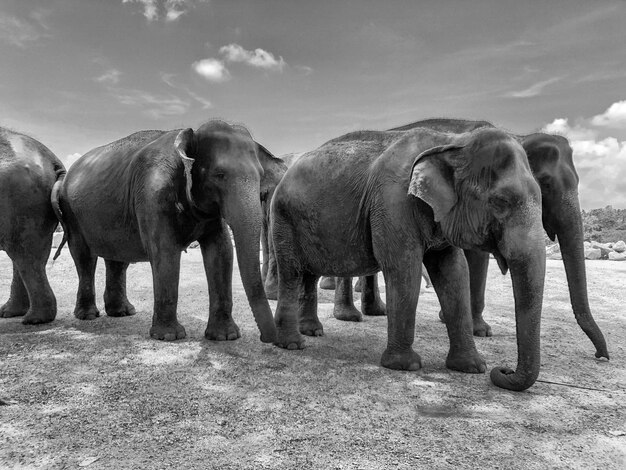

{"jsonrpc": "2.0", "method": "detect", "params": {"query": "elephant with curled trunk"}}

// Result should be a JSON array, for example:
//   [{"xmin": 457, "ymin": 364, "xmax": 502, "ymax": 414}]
[
  {"xmin": 331, "ymin": 118, "xmax": 609, "ymax": 361},
  {"xmin": 54, "ymin": 120, "xmax": 278, "ymax": 343},
  {"xmin": 395, "ymin": 119, "xmax": 608, "ymax": 359},
  {"xmin": 0, "ymin": 128, "xmax": 66, "ymax": 324},
  {"xmin": 271, "ymin": 126, "xmax": 547, "ymax": 391}
]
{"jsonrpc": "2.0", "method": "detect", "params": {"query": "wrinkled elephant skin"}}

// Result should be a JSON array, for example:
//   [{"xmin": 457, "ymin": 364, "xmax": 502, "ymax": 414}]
[
  {"xmin": 0, "ymin": 128, "xmax": 65, "ymax": 324},
  {"xmin": 387, "ymin": 118, "xmax": 608, "ymax": 360},
  {"xmin": 55, "ymin": 120, "xmax": 278, "ymax": 343},
  {"xmin": 271, "ymin": 127, "xmax": 546, "ymax": 391}
]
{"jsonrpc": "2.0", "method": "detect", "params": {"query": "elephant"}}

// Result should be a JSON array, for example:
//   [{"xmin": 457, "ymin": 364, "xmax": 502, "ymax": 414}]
[
  {"xmin": 0, "ymin": 128, "xmax": 66, "ymax": 324},
  {"xmin": 330, "ymin": 118, "xmax": 609, "ymax": 361},
  {"xmin": 271, "ymin": 126, "xmax": 547, "ymax": 391},
  {"xmin": 54, "ymin": 120, "xmax": 279, "ymax": 343}
]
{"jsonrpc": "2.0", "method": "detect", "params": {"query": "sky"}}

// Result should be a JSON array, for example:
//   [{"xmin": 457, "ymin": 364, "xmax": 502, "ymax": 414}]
[{"xmin": 2, "ymin": 0, "xmax": 626, "ymax": 209}]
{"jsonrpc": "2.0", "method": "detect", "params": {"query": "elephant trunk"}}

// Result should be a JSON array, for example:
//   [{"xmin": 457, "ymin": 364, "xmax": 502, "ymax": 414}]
[
  {"xmin": 555, "ymin": 196, "xmax": 609, "ymax": 359},
  {"xmin": 490, "ymin": 222, "xmax": 546, "ymax": 391},
  {"xmin": 224, "ymin": 189, "xmax": 277, "ymax": 343}
]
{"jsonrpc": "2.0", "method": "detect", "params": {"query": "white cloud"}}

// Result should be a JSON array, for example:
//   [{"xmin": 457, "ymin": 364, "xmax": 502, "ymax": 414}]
[
  {"xmin": 112, "ymin": 88, "xmax": 189, "ymax": 118},
  {"xmin": 542, "ymin": 114, "xmax": 626, "ymax": 209},
  {"xmin": 0, "ymin": 10, "xmax": 50, "ymax": 47},
  {"xmin": 95, "ymin": 69, "xmax": 122, "ymax": 85},
  {"xmin": 542, "ymin": 118, "xmax": 597, "ymax": 141},
  {"xmin": 591, "ymin": 100, "xmax": 626, "ymax": 128},
  {"xmin": 219, "ymin": 43, "xmax": 286, "ymax": 71},
  {"xmin": 63, "ymin": 153, "xmax": 82, "ymax": 169},
  {"xmin": 192, "ymin": 58, "xmax": 231, "ymax": 82},
  {"xmin": 295, "ymin": 65, "xmax": 314, "ymax": 76},
  {"xmin": 123, "ymin": 0, "xmax": 158, "ymax": 21},
  {"xmin": 505, "ymin": 77, "xmax": 562, "ymax": 98},
  {"xmin": 160, "ymin": 72, "xmax": 212, "ymax": 108},
  {"xmin": 122, "ymin": 0, "xmax": 207, "ymax": 22}
]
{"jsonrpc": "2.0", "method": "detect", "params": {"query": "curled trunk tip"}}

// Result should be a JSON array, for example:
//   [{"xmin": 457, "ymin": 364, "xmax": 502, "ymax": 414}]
[{"xmin": 490, "ymin": 366, "xmax": 538, "ymax": 392}]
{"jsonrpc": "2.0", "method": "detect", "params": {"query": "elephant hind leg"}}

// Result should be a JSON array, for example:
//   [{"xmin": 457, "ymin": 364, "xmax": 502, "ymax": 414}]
[
  {"xmin": 333, "ymin": 277, "xmax": 362, "ymax": 322},
  {"xmin": 360, "ymin": 275, "xmax": 386, "ymax": 316},
  {"xmin": 299, "ymin": 272, "xmax": 323, "ymax": 336},
  {"xmin": 68, "ymin": 234, "xmax": 100, "ymax": 321},
  {"xmin": 0, "ymin": 262, "xmax": 30, "ymax": 318},
  {"xmin": 104, "ymin": 260, "xmax": 136, "ymax": 317},
  {"xmin": 2, "ymin": 231, "xmax": 56, "ymax": 324}
]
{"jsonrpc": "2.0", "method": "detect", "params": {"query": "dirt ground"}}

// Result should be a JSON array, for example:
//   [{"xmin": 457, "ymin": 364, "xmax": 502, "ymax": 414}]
[{"xmin": 1, "ymin": 248, "xmax": 625, "ymax": 469}]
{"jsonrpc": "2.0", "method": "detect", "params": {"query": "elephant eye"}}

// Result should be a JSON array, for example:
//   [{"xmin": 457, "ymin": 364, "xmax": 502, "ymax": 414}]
[{"xmin": 213, "ymin": 172, "xmax": 226, "ymax": 180}]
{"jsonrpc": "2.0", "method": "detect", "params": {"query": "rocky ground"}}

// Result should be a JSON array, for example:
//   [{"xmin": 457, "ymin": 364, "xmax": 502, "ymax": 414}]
[{"xmin": 1, "ymin": 250, "xmax": 625, "ymax": 469}]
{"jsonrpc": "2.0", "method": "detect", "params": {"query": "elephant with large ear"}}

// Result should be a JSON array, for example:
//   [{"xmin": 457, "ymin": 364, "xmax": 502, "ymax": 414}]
[
  {"xmin": 388, "ymin": 118, "xmax": 608, "ymax": 359},
  {"xmin": 0, "ymin": 128, "xmax": 66, "ymax": 324},
  {"xmin": 272, "ymin": 126, "xmax": 546, "ymax": 391},
  {"xmin": 54, "ymin": 120, "xmax": 277, "ymax": 343}
]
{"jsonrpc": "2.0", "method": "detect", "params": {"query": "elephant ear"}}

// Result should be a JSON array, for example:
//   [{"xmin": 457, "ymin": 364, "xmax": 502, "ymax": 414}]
[
  {"xmin": 255, "ymin": 142, "xmax": 288, "ymax": 199},
  {"xmin": 174, "ymin": 128, "xmax": 196, "ymax": 207},
  {"xmin": 408, "ymin": 145, "xmax": 463, "ymax": 222}
]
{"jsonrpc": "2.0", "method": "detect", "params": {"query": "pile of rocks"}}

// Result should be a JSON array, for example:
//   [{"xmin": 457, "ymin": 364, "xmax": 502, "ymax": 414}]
[
  {"xmin": 582, "ymin": 240, "xmax": 626, "ymax": 261},
  {"xmin": 546, "ymin": 240, "xmax": 626, "ymax": 261}
]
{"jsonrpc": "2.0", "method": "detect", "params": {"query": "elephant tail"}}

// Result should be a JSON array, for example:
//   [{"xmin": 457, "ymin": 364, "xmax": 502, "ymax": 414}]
[{"xmin": 51, "ymin": 169, "xmax": 68, "ymax": 261}]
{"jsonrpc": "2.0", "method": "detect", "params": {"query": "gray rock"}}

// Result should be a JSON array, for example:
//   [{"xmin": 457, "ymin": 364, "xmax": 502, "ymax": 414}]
[
  {"xmin": 591, "ymin": 241, "xmax": 614, "ymax": 259},
  {"xmin": 613, "ymin": 240, "xmax": 626, "ymax": 253},
  {"xmin": 609, "ymin": 251, "xmax": 626, "ymax": 261},
  {"xmin": 584, "ymin": 248, "xmax": 601, "ymax": 260}
]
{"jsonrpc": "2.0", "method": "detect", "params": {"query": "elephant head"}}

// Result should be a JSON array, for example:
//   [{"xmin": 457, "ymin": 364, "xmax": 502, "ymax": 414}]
[
  {"xmin": 409, "ymin": 128, "xmax": 546, "ymax": 391},
  {"xmin": 174, "ymin": 121, "xmax": 276, "ymax": 342},
  {"xmin": 522, "ymin": 133, "xmax": 608, "ymax": 359}
]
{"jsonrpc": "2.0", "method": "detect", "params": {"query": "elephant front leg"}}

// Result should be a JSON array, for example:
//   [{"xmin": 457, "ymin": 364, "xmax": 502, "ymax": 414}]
[
  {"xmin": 333, "ymin": 277, "xmax": 362, "ymax": 322},
  {"xmin": 464, "ymin": 249, "xmax": 492, "ymax": 337},
  {"xmin": 200, "ymin": 224, "xmax": 241, "ymax": 341},
  {"xmin": 424, "ymin": 248, "xmax": 486, "ymax": 374},
  {"xmin": 379, "ymin": 263, "xmax": 422, "ymax": 371},
  {"xmin": 361, "ymin": 275, "xmax": 386, "ymax": 316},
  {"xmin": 103, "ymin": 260, "xmax": 136, "ymax": 317},
  {"xmin": 148, "ymin": 246, "xmax": 185, "ymax": 341},
  {"xmin": 0, "ymin": 262, "xmax": 30, "ymax": 318}
]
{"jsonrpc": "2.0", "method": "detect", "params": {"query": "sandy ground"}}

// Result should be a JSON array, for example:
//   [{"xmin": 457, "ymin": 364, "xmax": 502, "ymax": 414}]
[{"xmin": 0, "ymin": 249, "xmax": 625, "ymax": 469}]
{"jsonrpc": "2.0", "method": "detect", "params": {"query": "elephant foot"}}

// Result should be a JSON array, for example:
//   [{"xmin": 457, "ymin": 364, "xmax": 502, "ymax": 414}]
[
  {"xmin": 362, "ymin": 299, "xmax": 386, "ymax": 316},
  {"xmin": 22, "ymin": 308, "xmax": 56, "ymax": 325},
  {"xmin": 354, "ymin": 278, "xmax": 362, "ymax": 293},
  {"xmin": 275, "ymin": 329, "xmax": 305, "ymax": 350},
  {"xmin": 318, "ymin": 277, "xmax": 336, "ymax": 290},
  {"xmin": 472, "ymin": 317, "xmax": 492, "ymax": 337},
  {"xmin": 380, "ymin": 348, "xmax": 422, "ymax": 371},
  {"xmin": 105, "ymin": 300, "xmax": 136, "ymax": 318},
  {"xmin": 150, "ymin": 321, "xmax": 186, "ymax": 341},
  {"xmin": 205, "ymin": 319, "xmax": 241, "ymax": 341},
  {"xmin": 0, "ymin": 302, "xmax": 28, "ymax": 318},
  {"xmin": 299, "ymin": 319, "xmax": 324, "ymax": 337},
  {"xmin": 446, "ymin": 350, "xmax": 487, "ymax": 373},
  {"xmin": 74, "ymin": 305, "xmax": 100, "ymax": 321},
  {"xmin": 333, "ymin": 304, "xmax": 362, "ymax": 322}
]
